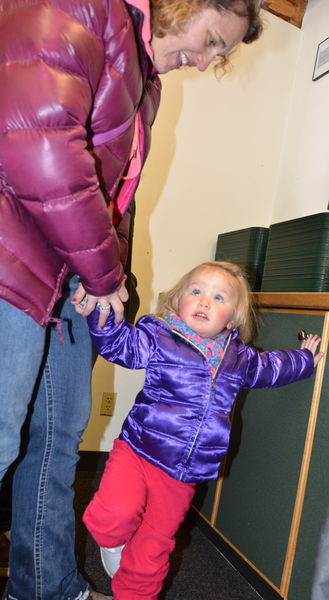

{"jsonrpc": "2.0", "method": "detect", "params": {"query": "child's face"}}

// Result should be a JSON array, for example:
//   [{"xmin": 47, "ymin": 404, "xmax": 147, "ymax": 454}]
[{"xmin": 178, "ymin": 267, "xmax": 238, "ymax": 338}]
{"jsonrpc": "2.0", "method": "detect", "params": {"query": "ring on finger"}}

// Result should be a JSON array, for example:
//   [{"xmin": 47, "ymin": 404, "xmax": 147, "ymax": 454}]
[
  {"xmin": 79, "ymin": 295, "xmax": 88, "ymax": 309},
  {"xmin": 97, "ymin": 303, "xmax": 111, "ymax": 311}
]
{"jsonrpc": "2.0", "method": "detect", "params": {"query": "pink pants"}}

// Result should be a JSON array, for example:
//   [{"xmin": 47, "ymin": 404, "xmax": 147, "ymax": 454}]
[{"xmin": 83, "ymin": 439, "xmax": 195, "ymax": 600}]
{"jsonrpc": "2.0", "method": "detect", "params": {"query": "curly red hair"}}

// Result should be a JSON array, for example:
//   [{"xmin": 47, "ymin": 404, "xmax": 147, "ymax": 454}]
[{"xmin": 150, "ymin": 0, "xmax": 262, "ymax": 44}]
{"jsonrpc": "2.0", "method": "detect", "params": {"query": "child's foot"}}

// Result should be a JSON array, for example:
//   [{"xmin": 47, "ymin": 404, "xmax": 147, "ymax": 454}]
[{"xmin": 100, "ymin": 544, "xmax": 125, "ymax": 578}]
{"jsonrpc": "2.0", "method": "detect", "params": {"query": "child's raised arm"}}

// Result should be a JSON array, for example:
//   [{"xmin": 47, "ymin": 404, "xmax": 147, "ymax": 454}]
[{"xmin": 300, "ymin": 334, "xmax": 324, "ymax": 367}]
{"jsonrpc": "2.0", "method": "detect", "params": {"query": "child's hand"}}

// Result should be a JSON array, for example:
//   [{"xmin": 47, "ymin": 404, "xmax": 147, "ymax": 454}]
[
  {"xmin": 72, "ymin": 280, "xmax": 128, "ymax": 327},
  {"xmin": 300, "ymin": 334, "xmax": 324, "ymax": 367}
]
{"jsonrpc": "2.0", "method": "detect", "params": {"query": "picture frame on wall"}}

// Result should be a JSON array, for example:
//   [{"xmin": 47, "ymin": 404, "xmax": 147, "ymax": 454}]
[{"xmin": 313, "ymin": 36, "xmax": 329, "ymax": 81}]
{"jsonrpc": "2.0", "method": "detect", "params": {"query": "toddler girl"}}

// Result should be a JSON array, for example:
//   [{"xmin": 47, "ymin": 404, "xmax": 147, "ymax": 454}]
[{"xmin": 84, "ymin": 261, "xmax": 322, "ymax": 600}]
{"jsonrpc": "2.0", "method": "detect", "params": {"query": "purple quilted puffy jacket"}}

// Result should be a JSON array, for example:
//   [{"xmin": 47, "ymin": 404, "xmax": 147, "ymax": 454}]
[
  {"xmin": 88, "ymin": 310, "xmax": 315, "ymax": 483},
  {"xmin": 0, "ymin": 0, "xmax": 161, "ymax": 325}
]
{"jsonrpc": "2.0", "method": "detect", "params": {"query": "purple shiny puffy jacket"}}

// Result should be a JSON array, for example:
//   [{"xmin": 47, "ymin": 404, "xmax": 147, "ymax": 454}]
[
  {"xmin": 0, "ymin": 0, "xmax": 161, "ymax": 325},
  {"xmin": 88, "ymin": 310, "xmax": 315, "ymax": 483}
]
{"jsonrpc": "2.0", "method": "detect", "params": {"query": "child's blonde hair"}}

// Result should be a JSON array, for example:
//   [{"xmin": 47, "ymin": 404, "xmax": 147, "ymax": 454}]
[{"xmin": 156, "ymin": 261, "xmax": 255, "ymax": 342}]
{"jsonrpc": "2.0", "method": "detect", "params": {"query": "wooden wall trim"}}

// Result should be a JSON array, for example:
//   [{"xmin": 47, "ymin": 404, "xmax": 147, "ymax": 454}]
[
  {"xmin": 253, "ymin": 292, "xmax": 329, "ymax": 310},
  {"xmin": 262, "ymin": 0, "xmax": 308, "ymax": 28}
]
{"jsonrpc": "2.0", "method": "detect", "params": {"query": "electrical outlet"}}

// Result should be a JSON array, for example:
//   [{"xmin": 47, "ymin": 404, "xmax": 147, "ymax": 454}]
[{"xmin": 100, "ymin": 392, "xmax": 116, "ymax": 416}]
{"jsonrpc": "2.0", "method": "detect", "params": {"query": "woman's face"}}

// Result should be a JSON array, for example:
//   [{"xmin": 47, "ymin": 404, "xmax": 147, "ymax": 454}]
[{"xmin": 151, "ymin": 7, "xmax": 249, "ymax": 74}]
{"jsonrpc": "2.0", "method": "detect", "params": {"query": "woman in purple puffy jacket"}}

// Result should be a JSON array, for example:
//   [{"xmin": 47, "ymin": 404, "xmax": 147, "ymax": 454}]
[{"xmin": 0, "ymin": 1, "xmax": 262, "ymax": 599}]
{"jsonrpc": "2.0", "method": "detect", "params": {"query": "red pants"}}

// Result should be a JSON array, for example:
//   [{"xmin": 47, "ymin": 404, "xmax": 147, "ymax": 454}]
[{"xmin": 83, "ymin": 439, "xmax": 195, "ymax": 600}]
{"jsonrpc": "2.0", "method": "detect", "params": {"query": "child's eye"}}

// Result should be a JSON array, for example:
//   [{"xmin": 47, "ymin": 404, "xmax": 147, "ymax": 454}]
[
  {"xmin": 214, "ymin": 294, "xmax": 223, "ymax": 302},
  {"xmin": 191, "ymin": 288, "xmax": 201, "ymax": 296}
]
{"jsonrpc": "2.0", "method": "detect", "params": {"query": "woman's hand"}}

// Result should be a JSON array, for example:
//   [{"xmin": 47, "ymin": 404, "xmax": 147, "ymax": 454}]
[
  {"xmin": 300, "ymin": 333, "xmax": 324, "ymax": 367},
  {"xmin": 72, "ymin": 280, "xmax": 129, "ymax": 328}
]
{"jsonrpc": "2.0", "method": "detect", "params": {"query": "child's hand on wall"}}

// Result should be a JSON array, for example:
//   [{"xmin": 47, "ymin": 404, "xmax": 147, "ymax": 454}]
[{"xmin": 300, "ymin": 334, "xmax": 324, "ymax": 367}]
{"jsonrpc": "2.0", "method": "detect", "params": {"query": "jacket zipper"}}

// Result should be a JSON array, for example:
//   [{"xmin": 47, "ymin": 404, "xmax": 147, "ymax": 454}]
[{"xmin": 170, "ymin": 330, "xmax": 232, "ymax": 480}]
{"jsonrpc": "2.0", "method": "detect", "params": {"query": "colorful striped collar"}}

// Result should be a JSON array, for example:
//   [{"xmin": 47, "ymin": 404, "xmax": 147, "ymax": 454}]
[{"xmin": 161, "ymin": 311, "xmax": 230, "ymax": 374}]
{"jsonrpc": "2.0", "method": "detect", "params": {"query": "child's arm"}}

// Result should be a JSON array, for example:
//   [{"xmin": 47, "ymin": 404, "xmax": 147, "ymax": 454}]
[
  {"xmin": 87, "ymin": 308, "xmax": 156, "ymax": 369},
  {"xmin": 300, "ymin": 333, "xmax": 324, "ymax": 367},
  {"xmin": 243, "ymin": 332, "xmax": 323, "ymax": 389}
]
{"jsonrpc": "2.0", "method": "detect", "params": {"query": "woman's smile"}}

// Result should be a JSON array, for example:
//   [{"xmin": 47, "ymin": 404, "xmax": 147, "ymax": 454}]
[{"xmin": 151, "ymin": 8, "xmax": 248, "ymax": 74}]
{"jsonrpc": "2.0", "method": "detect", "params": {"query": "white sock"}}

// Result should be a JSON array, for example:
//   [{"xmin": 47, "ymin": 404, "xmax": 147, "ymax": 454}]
[{"xmin": 100, "ymin": 544, "xmax": 125, "ymax": 578}]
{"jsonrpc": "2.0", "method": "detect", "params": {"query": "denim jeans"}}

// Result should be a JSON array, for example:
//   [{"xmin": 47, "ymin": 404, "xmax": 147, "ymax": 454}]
[{"xmin": 0, "ymin": 275, "xmax": 92, "ymax": 600}]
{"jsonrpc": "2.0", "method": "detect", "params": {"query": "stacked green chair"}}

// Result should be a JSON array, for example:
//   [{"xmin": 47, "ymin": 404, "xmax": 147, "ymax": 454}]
[
  {"xmin": 261, "ymin": 212, "xmax": 329, "ymax": 292},
  {"xmin": 215, "ymin": 227, "xmax": 269, "ymax": 291}
]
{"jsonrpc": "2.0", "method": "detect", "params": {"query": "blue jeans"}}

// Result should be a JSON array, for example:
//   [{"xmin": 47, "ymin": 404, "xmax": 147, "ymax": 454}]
[{"xmin": 0, "ymin": 275, "xmax": 92, "ymax": 600}]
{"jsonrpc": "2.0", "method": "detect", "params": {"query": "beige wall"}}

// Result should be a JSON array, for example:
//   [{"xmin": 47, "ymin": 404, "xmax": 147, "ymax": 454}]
[
  {"xmin": 273, "ymin": 0, "xmax": 329, "ymax": 221},
  {"xmin": 81, "ymin": 0, "xmax": 329, "ymax": 451}
]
